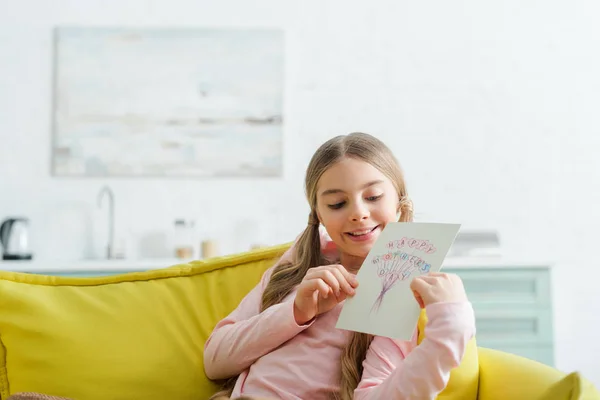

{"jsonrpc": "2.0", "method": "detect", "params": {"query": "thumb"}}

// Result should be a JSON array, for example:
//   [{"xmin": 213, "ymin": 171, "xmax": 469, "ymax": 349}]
[
  {"xmin": 412, "ymin": 290, "xmax": 425, "ymax": 309},
  {"xmin": 410, "ymin": 277, "xmax": 428, "ymax": 308},
  {"xmin": 410, "ymin": 276, "xmax": 428, "ymax": 292}
]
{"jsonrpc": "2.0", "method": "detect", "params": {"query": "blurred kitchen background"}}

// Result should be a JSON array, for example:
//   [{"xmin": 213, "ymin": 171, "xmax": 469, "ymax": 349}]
[{"xmin": 1, "ymin": 0, "xmax": 599, "ymax": 387}]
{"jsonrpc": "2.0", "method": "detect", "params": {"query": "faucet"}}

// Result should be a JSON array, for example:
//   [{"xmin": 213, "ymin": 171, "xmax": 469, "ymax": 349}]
[{"xmin": 97, "ymin": 186, "xmax": 114, "ymax": 259}]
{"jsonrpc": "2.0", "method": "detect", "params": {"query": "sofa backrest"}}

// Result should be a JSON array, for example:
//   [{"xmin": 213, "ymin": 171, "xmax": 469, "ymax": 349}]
[{"xmin": 0, "ymin": 243, "xmax": 290, "ymax": 400}]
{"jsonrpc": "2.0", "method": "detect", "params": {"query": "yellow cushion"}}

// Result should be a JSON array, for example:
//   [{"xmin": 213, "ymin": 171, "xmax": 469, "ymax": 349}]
[
  {"xmin": 0, "ymin": 244, "xmax": 290, "ymax": 400},
  {"xmin": 538, "ymin": 371, "xmax": 600, "ymax": 400},
  {"xmin": 477, "ymin": 347, "xmax": 600, "ymax": 400},
  {"xmin": 539, "ymin": 372, "xmax": 586, "ymax": 400},
  {"xmin": 417, "ymin": 309, "xmax": 479, "ymax": 400}
]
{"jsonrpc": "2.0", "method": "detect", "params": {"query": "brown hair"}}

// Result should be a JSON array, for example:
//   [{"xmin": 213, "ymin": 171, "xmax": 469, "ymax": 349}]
[{"xmin": 210, "ymin": 132, "xmax": 413, "ymax": 400}]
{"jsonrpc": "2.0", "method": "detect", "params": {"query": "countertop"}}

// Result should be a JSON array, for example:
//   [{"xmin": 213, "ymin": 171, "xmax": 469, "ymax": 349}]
[
  {"xmin": 0, "ymin": 255, "xmax": 553, "ymax": 273},
  {"xmin": 0, "ymin": 258, "xmax": 193, "ymax": 273}
]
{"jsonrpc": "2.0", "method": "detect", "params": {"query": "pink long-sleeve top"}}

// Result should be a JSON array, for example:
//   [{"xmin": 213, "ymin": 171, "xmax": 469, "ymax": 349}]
[{"xmin": 204, "ymin": 229, "xmax": 476, "ymax": 399}]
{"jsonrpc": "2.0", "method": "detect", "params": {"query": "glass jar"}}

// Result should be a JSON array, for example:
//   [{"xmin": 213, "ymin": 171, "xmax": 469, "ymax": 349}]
[{"xmin": 174, "ymin": 219, "xmax": 194, "ymax": 259}]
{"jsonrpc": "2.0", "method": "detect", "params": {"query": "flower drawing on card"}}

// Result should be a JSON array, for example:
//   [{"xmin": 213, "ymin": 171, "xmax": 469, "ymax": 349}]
[{"xmin": 370, "ymin": 238, "xmax": 434, "ymax": 314}]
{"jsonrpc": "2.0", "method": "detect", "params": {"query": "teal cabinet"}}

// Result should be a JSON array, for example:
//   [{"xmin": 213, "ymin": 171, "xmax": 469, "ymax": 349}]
[{"xmin": 445, "ymin": 265, "xmax": 554, "ymax": 367}]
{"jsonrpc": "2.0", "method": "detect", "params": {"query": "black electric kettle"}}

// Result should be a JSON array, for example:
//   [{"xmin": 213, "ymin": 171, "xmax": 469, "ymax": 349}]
[{"xmin": 0, "ymin": 217, "xmax": 33, "ymax": 260}]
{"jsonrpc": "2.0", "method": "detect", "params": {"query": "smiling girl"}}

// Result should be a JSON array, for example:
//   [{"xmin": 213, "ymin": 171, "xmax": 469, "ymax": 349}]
[{"xmin": 204, "ymin": 132, "xmax": 475, "ymax": 400}]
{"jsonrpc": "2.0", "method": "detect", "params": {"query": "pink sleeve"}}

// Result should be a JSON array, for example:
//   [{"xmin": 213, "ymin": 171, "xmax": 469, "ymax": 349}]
[
  {"xmin": 354, "ymin": 302, "xmax": 476, "ymax": 399},
  {"xmin": 203, "ymin": 265, "xmax": 314, "ymax": 380},
  {"xmin": 203, "ymin": 227, "xmax": 337, "ymax": 380}
]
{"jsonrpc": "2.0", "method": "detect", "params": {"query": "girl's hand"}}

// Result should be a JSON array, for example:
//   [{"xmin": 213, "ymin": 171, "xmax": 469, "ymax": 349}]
[
  {"xmin": 293, "ymin": 265, "xmax": 359, "ymax": 325},
  {"xmin": 410, "ymin": 272, "xmax": 468, "ymax": 308}
]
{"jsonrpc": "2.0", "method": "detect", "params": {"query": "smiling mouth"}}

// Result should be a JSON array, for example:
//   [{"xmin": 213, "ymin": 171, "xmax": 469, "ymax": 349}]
[{"xmin": 346, "ymin": 226, "xmax": 379, "ymax": 237}]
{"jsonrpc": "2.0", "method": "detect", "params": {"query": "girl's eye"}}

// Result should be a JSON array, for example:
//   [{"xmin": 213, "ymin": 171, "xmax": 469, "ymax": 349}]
[
  {"xmin": 328, "ymin": 201, "xmax": 345, "ymax": 210},
  {"xmin": 367, "ymin": 194, "xmax": 383, "ymax": 201}
]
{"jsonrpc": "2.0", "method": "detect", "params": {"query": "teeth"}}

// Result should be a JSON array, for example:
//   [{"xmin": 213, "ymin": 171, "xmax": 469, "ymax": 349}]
[{"xmin": 349, "ymin": 228, "xmax": 373, "ymax": 236}]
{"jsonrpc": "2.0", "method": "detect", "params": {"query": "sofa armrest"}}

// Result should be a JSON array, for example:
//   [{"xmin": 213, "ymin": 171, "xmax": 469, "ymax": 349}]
[{"xmin": 477, "ymin": 347, "xmax": 567, "ymax": 400}]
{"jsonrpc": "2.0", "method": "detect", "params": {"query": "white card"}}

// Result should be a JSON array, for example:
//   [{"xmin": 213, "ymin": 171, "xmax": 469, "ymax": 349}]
[{"xmin": 335, "ymin": 222, "xmax": 461, "ymax": 340}]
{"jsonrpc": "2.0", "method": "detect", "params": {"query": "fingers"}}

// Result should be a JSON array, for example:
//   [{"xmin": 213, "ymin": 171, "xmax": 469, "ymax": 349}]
[
  {"xmin": 410, "ymin": 277, "xmax": 430, "ymax": 308},
  {"xmin": 426, "ymin": 272, "xmax": 462, "ymax": 282},
  {"xmin": 302, "ymin": 277, "xmax": 332, "ymax": 299},
  {"xmin": 410, "ymin": 272, "xmax": 467, "ymax": 307},
  {"xmin": 311, "ymin": 269, "xmax": 342, "ymax": 296},
  {"xmin": 417, "ymin": 276, "xmax": 438, "ymax": 286},
  {"xmin": 327, "ymin": 269, "xmax": 354, "ymax": 296},
  {"xmin": 333, "ymin": 264, "xmax": 359, "ymax": 288},
  {"xmin": 307, "ymin": 265, "xmax": 358, "ymax": 297},
  {"xmin": 331, "ymin": 264, "xmax": 359, "ymax": 292},
  {"xmin": 422, "ymin": 272, "xmax": 462, "ymax": 286},
  {"xmin": 427, "ymin": 272, "xmax": 447, "ymax": 277},
  {"xmin": 410, "ymin": 276, "xmax": 430, "ymax": 293}
]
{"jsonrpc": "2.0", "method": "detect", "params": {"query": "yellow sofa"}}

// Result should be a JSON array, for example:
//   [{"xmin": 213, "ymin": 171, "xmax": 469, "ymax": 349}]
[{"xmin": 0, "ymin": 243, "xmax": 597, "ymax": 400}]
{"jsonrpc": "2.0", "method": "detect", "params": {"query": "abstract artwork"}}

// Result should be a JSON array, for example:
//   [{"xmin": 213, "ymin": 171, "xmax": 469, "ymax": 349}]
[{"xmin": 52, "ymin": 27, "xmax": 284, "ymax": 177}]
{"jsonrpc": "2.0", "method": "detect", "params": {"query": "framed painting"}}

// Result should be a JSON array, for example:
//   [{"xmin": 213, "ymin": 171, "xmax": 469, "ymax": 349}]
[{"xmin": 52, "ymin": 27, "xmax": 284, "ymax": 177}]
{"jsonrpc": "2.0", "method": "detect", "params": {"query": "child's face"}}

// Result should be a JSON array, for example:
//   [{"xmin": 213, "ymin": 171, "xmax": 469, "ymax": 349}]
[{"xmin": 315, "ymin": 157, "xmax": 399, "ymax": 268}]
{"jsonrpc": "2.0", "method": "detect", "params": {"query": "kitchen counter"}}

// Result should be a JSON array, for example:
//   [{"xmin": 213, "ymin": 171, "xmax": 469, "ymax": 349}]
[
  {"xmin": 0, "ymin": 258, "xmax": 194, "ymax": 273},
  {"xmin": 0, "ymin": 255, "xmax": 553, "ymax": 274}
]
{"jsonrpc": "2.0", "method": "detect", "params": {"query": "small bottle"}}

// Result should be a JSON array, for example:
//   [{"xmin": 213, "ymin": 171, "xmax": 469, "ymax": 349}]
[
  {"xmin": 174, "ymin": 219, "xmax": 194, "ymax": 260},
  {"xmin": 201, "ymin": 239, "xmax": 218, "ymax": 259}
]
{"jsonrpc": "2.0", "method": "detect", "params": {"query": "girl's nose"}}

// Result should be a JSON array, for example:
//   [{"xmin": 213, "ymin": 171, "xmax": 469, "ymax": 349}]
[{"xmin": 350, "ymin": 203, "xmax": 369, "ymax": 222}]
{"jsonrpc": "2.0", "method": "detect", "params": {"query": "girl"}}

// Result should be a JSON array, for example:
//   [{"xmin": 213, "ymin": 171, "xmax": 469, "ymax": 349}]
[{"xmin": 204, "ymin": 132, "xmax": 475, "ymax": 400}]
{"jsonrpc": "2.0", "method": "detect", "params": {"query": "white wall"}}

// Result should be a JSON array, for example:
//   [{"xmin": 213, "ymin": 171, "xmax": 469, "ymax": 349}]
[{"xmin": 1, "ymin": 0, "xmax": 599, "ymax": 386}]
